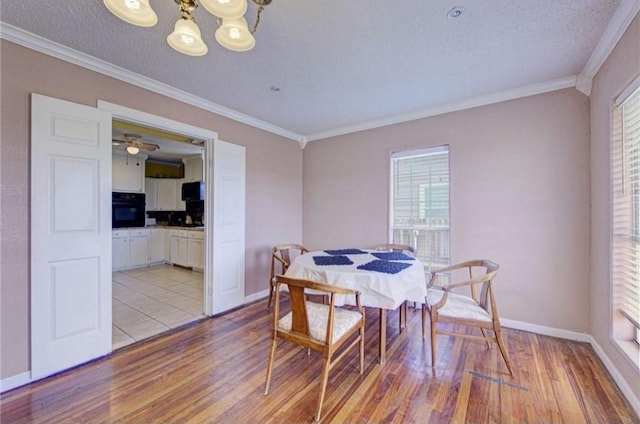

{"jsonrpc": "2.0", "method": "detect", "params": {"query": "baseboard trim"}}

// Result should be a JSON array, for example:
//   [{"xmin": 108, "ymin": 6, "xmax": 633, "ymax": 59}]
[
  {"xmin": 500, "ymin": 318, "xmax": 592, "ymax": 342},
  {"xmin": 244, "ymin": 289, "xmax": 269, "ymax": 305},
  {"xmin": 501, "ymin": 318, "xmax": 640, "ymax": 416},
  {"xmin": 0, "ymin": 371, "xmax": 32, "ymax": 394}
]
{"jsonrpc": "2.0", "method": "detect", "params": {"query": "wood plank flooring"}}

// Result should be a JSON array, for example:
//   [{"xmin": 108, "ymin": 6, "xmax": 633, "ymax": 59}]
[{"xmin": 2, "ymin": 299, "xmax": 638, "ymax": 423}]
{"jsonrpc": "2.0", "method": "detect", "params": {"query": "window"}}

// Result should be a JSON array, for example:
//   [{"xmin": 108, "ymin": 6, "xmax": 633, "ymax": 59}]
[
  {"xmin": 611, "ymin": 76, "xmax": 640, "ymax": 366},
  {"xmin": 390, "ymin": 146, "xmax": 450, "ymax": 272}
]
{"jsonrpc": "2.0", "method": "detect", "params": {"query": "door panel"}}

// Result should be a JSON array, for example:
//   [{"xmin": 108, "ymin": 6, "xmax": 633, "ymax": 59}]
[
  {"xmin": 212, "ymin": 140, "xmax": 245, "ymax": 314},
  {"xmin": 31, "ymin": 94, "xmax": 112, "ymax": 379}
]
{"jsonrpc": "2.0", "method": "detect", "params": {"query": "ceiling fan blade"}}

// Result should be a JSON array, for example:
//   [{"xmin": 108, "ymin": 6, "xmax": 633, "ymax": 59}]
[{"xmin": 140, "ymin": 142, "xmax": 160, "ymax": 151}]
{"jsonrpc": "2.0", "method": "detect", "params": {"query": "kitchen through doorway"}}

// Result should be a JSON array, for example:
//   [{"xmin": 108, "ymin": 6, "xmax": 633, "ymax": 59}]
[{"xmin": 111, "ymin": 119, "xmax": 207, "ymax": 349}]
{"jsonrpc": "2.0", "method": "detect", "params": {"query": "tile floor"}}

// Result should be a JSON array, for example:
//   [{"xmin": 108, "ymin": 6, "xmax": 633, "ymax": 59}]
[{"xmin": 112, "ymin": 264, "xmax": 205, "ymax": 349}]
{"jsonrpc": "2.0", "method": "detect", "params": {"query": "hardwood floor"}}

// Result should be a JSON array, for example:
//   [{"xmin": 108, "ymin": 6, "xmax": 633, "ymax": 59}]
[{"xmin": 2, "ymin": 299, "xmax": 637, "ymax": 423}]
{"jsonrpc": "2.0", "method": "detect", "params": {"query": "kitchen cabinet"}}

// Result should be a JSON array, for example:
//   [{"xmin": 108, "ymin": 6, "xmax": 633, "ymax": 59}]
[
  {"xmin": 169, "ymin": 229, "xmax": 204, "ymax": 271},
  {"xmin": 187, "ymin": 231, "xmax": 205, "ymax": 270},
  {"xmin": 182, "ymin": 156, "xmax": 204, "ymax": 182},
  {"xmin": 113, "ymin": 152, "xmax": 146, "ymax": 193},
  {"xmin": 169, "ymin": 229, "xmax": 188, "ymax": 267},
  {"xmin": 112, "ymin": 230, "xmax": 130, "ymax": 270},
  {"xmin": 112, "ymin": 228, "xmax": 150, "ymax": 270},
  {"xmin": 145, "ymin": 178, "xmax": 157, "ymax": 211},
  {"xmin": 145, "ymin": 178, "xmax": 182, "ymax": 211},
  {"xmin": 176, "ymin": 178, "xmax": 186, "ymax": 211},
  {"xmin": 149, "ymin": 228, "xmax": 168, "ymax": 264}
]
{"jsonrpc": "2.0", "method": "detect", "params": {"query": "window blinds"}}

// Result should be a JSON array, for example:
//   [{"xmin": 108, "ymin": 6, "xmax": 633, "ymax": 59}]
[
  {"xmin": 612, "ymin": 82, "xmax": 640, "ymax": 330},
  {"xmin": 391, "ymin": 146, "xmax": 450, "ymax": 270}
]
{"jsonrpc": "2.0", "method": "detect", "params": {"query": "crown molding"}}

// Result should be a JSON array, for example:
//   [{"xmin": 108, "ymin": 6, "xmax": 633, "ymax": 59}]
[
  {"xmin": 581, "ymin": 0, "xmax": 640, "ymax": 79},
  {"xmin": 0, "ymin": 23, "xmax": 305, "ymax": 143},
  {"xmin": 305, "ymin": 76, "xmax": 577, "ymax": 142}
]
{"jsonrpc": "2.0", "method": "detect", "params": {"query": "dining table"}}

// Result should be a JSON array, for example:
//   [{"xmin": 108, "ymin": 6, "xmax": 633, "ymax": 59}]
[{"xmin": 283, "ymin": 248, "xmax": 427, "ymax": 364}]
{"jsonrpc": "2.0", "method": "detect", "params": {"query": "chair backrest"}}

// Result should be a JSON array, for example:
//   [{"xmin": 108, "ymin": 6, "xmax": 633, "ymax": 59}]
[
  {"xmin": 433, "ymin": 259, "xmax": 500, "ymax": 314},
  {"xmin": 271, "ymin": 244, "xmax": 309, "ymax": 278},
  {"xmin": 373, "ymin": 243, "xmax": 416, "ymax": 255},
  {"xmin": 272, "ymin": 274, "xmax": 361, "ymax": 347}
]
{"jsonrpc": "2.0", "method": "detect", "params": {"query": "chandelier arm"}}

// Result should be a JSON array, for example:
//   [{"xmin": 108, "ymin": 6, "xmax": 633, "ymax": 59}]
[{"xmin": 251, "ymin": 5, "xmax": 265, "ymax": 34}]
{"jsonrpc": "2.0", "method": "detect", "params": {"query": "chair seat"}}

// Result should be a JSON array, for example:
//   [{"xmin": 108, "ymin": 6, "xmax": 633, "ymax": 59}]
[
  {"xmin": 279, "ymin": 301, "xmax": 363, "ymax": 343},
  {"xmin": 427, "ymin": 289, "xmax": 492, "ymax": 322}
]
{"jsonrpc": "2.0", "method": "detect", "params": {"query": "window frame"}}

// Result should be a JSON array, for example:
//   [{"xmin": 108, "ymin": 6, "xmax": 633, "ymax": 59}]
[
  {"xmin": 389, "ymin": 145, "xmax": 450, "ymax": 273},
  {"xmin": 610, "ymin": 74, "xmax": 640, "ymax": 369}
]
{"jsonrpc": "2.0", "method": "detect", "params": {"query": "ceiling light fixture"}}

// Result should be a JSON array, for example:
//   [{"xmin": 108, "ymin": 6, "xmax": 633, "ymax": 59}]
[
  {"xmin": 126, "ymin": 145, "xmax": 140, "ymax": 155},
  {"xmin": 103, "ymin": 0, "xmax": 272, "ymax": 55}
]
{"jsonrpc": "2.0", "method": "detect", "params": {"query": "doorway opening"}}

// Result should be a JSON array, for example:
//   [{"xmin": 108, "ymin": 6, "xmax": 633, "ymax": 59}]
[{"xmin": 100, "ymin": 101, "xmax": 218, "ymax": 349}]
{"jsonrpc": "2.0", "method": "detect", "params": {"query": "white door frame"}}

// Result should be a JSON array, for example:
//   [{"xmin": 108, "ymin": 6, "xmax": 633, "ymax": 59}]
[{"xmin": 98, "ymin": 101, "xmax": 218, "ymax": 315}]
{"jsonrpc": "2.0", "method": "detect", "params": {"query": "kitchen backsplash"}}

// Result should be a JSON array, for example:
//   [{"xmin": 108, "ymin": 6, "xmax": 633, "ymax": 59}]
[{"xmin": 148, "ymin": 201, "xmax": 203, "ymax": 226}]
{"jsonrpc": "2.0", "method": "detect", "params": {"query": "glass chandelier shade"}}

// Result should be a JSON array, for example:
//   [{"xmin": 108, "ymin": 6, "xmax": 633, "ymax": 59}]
[
  {"xmin": 215, "ymin": 17, "xmax": 255, "ymax": 52},
  {"xmin": 167, "ymin": 18, "xmax": 209, "ymax": 56},
  {"xmin": 200, "ymin": 0, "xmax": 248, "ymax": 19},
  {"xmin": 102, "ymin": 0, "xmax": 158, "ymax": 27}
]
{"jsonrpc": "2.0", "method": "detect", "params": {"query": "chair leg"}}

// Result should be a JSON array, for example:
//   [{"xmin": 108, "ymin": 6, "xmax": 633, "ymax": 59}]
[
  {"xmin": 421, "ymin": 304, "xmax": 427, "ymax": 339},
  {"xmin": 267, "ymin": 284, "xmax": 274, "ymax": 309},
  {"xmin": 315, "ymin": 356, "xmax": 331, "ymax": 422},
  {"xmin": 430, "ymin": 315, "xmax": 437, "ymax": 376},
  {"xmin": 264, "ymin": 338, "xmax": 278, "ymax": 395},
  {"xmin": 479, "ymin": 328, "xmax": 491, "ymax": 348},
  {"xmin": 359, "ymin": 326, "xmax": 365, "ymax": 374},
  {"xmin": 494, "ymin": 327, "xmax": 513, "ymax": 375}
]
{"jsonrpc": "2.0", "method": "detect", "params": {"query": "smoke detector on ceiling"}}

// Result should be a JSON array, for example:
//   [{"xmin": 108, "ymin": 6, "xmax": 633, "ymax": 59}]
[{"xmin": 447, "ymin": 6, "xmax": 466, "ymax": 20}]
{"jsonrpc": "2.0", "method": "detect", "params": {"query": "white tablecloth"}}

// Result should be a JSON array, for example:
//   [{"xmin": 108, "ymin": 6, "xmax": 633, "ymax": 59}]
[{"xmin": 284, "ymin": 249, "xmax": 426, "ymax": 310}]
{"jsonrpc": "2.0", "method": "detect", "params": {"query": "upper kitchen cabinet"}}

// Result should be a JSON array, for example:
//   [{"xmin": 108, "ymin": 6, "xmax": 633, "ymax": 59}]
[
  {"xmin": 182, "ymin": 155, "xmax": 204, "ymax": 182},
  {"xmin": 113, "ymin": 152, "xmax": 146, "ymax": 193},
  {"xmin": 145, "ymin": 177, "xmax": 183, "ymax": 211}
]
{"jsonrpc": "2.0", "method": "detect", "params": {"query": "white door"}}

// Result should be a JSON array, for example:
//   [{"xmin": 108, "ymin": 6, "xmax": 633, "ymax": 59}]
[
  {"xmin": 211, "ymin": 140, "xmax": 246, "ymax": 314},
  {"xmin": 31, "ymin": 94, "xmax": 112, "ymax": 379}
]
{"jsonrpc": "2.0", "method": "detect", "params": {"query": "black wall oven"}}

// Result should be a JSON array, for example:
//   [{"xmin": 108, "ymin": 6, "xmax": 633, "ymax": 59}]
[{"xmin": 112, "ymin": 192, "xmax": 146, "ymax": 228}]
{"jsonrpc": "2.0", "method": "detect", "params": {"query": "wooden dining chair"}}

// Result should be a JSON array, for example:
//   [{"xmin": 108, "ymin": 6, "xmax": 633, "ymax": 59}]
[
  {"xmin": 265, "ymin": 275, "xmax": 365, "ymax": 422},
  {"xmin": 421, "ymin": 259, "xmax": 513, "ymax": 376},
  {"xmin": 268, "ymin": 244, "xmax": 309, "ymax": 308},
  {"xmin": 373, "ymin": 243, "xmax": 416, "ymax": 256}
]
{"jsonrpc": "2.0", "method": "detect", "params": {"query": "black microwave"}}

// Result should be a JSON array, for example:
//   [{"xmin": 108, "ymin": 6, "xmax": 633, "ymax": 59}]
[
  {"xmin": 112, "ymin": 192, "xmax": 146, "ymax": 228},
  {"xmin": 182, "ymin": 181, "xmax": 205, "ymax": 201}
]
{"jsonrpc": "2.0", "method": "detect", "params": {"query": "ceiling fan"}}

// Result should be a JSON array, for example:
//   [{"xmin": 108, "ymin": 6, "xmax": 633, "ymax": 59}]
[{"xmin": 112, "ymin": 134, "xmax": 160, "ymax": 155}]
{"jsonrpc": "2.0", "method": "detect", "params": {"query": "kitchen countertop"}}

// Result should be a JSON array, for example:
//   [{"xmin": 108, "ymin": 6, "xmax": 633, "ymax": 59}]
[{"xmin": 113, "ymin": 226, "xmax": 205, "ymax": 231}]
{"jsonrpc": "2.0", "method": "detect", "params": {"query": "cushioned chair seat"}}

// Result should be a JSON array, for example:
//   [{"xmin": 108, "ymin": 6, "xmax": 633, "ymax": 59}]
[
  {"xmin": 426, "ymin": 289, "xmax": 492, "ymax": 322},
  {"xmin": 279, "ymin": 301, "xmax": 363, "ymax": 342}
]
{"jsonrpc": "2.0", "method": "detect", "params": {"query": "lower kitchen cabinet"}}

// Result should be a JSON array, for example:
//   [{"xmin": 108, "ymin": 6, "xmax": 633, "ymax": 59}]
[
  {"xmin": 187, "ymin": 231, "xmax": 204, "ymax": 270},
  {"xmin": 149, "ymin": 228, "xmax": 168, "ymax": 264},
  {"xmin": 112, "ymin": 228, "xmax": 150, "ymax": 271},
  {"xmin": 113, "ymin": 227, "xmax": 203, "ymax": 271},
  {"xmin": 169, "ymin": 230, "xmax": 189, "ymax": 267},
  {"xmin": 169, "ymin": 229, "xmax": 204, "ymax": 271}
]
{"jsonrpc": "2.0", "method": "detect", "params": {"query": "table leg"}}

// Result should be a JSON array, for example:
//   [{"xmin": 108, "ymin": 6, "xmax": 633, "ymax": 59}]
[
  {"xmin": 399, "ymin": 301, "xmax": 407, "ymax": 333},
  {"xmin": 378, "ymin": 308, "xmax": 387, "ymax": 365}
]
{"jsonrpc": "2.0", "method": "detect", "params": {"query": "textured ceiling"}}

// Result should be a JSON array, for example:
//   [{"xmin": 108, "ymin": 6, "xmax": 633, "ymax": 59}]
[{"xmin": 0, "ymin": 1, "xmax": 627, "ymax": 139}]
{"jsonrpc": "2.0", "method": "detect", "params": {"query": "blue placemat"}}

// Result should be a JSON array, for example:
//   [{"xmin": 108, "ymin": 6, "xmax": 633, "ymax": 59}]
[
  {"xmin": 371, "ymin": 252, "xmax": 415, "ymax": 261},
  {"xmin": 313, "ymin": 255, "xmax": 354, "ymax": 266},
  {"xmin": 323, "ymin": 249, "xmax": 367, "ymax": 255},
  {"xmin": 357, "ymin": 260, "xmax": 411, "ymax": 274}
]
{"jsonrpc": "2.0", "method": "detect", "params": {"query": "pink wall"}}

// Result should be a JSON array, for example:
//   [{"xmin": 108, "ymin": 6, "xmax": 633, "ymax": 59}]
[
  {"xmin": 590, "ymin": 14, "xmax": 640, "ymax": 397},
  {"xmin": 0, "ymin": 41, "xmax": 303, "ymax": 379},
  {"xmin": 303, "ymin": 88, "xmax": 591, "ymax": 331}
]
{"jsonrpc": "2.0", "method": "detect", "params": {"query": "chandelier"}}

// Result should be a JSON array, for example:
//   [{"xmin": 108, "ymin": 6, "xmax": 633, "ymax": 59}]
[{"xmin": 103, "ymin": 0, "xmax": 272, "ymax": 56}]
